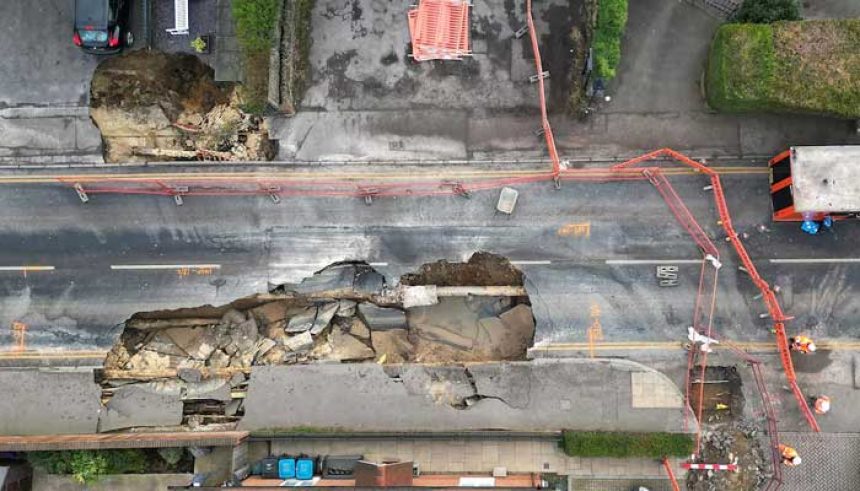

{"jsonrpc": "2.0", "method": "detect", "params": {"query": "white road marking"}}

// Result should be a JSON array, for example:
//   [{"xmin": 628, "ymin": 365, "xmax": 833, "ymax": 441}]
[
  {"xmin": 769, "ymin": 258, "xmax": 860, "ymax": 264},
  {"xmin": 510, "ymin": 260, "xmax": 552, "ymax": 265},
  {"xmin": 368, "ymin": 262, "xmax": 389, "ymax": 267},
  {"xmin": 605, "ymin": 259, "xmax": 702, "ymax": 265},
  {"xmin": 110, "ymin": 264, "xmax": 221, "ymax": 270},
  {"xmin": 0, "ymin": 266, "xmax": 55, "ymax": 271}
]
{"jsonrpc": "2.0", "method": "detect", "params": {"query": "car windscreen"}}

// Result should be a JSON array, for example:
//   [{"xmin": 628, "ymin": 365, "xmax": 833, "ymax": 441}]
[
  {"xmin": 75, "ymin": 0, "xmax": 108, "ymax": 29},
  {"xmin": 80, "ymin": 30, "xmax": 109, "ymax": 43}
]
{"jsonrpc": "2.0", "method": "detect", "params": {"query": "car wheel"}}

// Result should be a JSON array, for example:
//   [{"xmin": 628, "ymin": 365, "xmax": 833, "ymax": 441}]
[{"xmin": 126, "ymin": 31, "xmax": 134, "ymax": 46}]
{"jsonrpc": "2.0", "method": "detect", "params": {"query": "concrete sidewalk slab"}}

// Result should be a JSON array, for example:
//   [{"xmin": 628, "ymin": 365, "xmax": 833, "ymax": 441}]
[
  {"xmin": 240, "ymin": 358, "xmax": 695, "ymax": 433},
  {"xmin": 0, "ymin": 370, "xmax": 101, "ymax": 435}
]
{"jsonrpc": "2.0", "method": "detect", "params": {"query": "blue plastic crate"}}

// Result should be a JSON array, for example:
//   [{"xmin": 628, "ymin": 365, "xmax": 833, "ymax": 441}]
[
  {"xmin": 296, "ymin": 458, "xmax": 314, "ymax": 480},
  {"xmin": 278, "ymin": 458, "xmax": 296, "ymax": 479}
]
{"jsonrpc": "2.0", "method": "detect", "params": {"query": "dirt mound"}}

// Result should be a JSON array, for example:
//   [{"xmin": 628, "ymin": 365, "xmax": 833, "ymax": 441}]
[
  {"xmin": 89, "ymin": 51, "xmax": 273, "ymax": 162},
  {"xmin": 400, "ymin": 252, "xmax": 524, "ymax": 287}
]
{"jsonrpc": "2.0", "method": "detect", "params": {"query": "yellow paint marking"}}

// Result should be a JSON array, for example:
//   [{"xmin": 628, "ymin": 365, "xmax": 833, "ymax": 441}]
[{"xmin": 558, "ymin": 222, "xmax": 591, "ymax": 238}]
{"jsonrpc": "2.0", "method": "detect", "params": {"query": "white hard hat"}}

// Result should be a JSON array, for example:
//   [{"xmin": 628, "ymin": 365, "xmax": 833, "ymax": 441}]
[
  {"xmin": 793, "ymin": 457, "xmax": 802, "ymax": 465},
  {"xmin": 808, "ymin": 343, "xmax": 817, "ymax": 352}
]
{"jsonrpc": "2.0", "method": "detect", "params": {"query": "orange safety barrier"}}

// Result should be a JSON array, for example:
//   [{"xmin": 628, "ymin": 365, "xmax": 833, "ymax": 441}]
[
  {"xmin": 525, "ymin": 0, "xmax": 561, "ymax": 177},
  {"xmin": 662, "ymin": 457, "xmax": 681, "ymax": 491},
  {"xmin": 408, "ymin": 0, "xmax": 471, "ymax": 61},
  {"xmin": 613, "ymin": 148, "xmax": 820, "ymax": 433}
]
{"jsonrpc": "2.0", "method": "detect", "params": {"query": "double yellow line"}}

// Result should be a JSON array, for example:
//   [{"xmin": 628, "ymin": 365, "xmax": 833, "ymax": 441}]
[
  {"xmin": 0, "ymin": 166, "xmax": 767, "ymax": 185},
  {"xmin": 533, "ymin": 340, "xmax": 860, "ymax": 352}
]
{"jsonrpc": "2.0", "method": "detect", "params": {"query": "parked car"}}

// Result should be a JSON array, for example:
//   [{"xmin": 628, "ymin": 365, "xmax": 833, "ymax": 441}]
[{"xmin": 73, "ymin": 0, "xmax": 134, "ymax": 54}]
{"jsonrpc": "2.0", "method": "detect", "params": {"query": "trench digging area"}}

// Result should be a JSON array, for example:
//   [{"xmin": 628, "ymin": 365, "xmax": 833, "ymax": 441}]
[
  {"xmin": 687, "ymin": 366, "xmax": 773, "ymax": 491},
  {"xmin": 89, "ymin": 51, "xmax": 274, "ymax": 163},
  {"xmin": 98, "ymin": 253, "xmax": 535, "ymax": 432}
]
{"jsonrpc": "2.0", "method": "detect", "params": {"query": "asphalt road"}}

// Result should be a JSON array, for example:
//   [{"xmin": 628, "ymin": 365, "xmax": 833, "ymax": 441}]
[{"xmin": 1, "ymin": 168, "xmax": 859, "ymax": 363}]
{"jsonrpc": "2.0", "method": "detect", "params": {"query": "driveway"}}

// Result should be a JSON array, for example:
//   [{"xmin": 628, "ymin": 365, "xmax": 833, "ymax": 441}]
[{"xmin": 0, "ymin": 0, "xmax": 103, "ymax": 164}]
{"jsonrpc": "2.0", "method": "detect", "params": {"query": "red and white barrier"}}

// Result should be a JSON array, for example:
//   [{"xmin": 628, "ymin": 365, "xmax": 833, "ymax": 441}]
[{"xmin": 682, "ymin": 462, "xmax": 738, "ymax": 472}]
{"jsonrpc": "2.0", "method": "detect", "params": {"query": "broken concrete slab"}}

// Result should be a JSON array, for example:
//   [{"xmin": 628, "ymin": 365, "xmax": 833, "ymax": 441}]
[
  {"xmin": 283, "ymin": 263, "xmax": 356, "ymax": 294},
  {"xmin": 370, "ymin": 329, "xmax": 413, "ymax": 363},
  {"xmin": 349, "ymin": 318, "xmax": 371, "ymax": 340},
  {"xmin": 145, "ymin": 332, "xmax": 193, "ymax": 358},
  {"xmin": 99, "ymin": 385, "xmax": 183, "ymax": 432},
  {"xmin": 164, "ymin": 327, "xmax": 218, "ymax": 360},
  {"xmin": 310, "ymin": 302, "xmax": 339, "ymax": 336},
  {"xmin": 284, "ymin": 331, "xmax": 314, "ymax": 352},
  {"xmin": 184, "ymin": 379, "xmax": 232, "ymax": 402},
  {"xmin": 327, "ymin": 329, "xmax": 375, "ymax": 361},
  {"xmin": 358, "ymin": 303, "xmax": 407, "ymax": 330},
  {"xmin": 0, "ymin": 370, "xmax": 101, "ymax": 435},
  {"xmin": 336, "ymin": 299, "xmax": 357, "ymax": 318},
  {"xmin": 353, "ymin": 267, "xmax": 386, "ymax": 295},
  {"xmin": 240, "ymin": 360, "xmax": 694, "ymax": 433},
  {"xmin": 286, "ymin": 307, "xmax": 317, "ymax": 333}
]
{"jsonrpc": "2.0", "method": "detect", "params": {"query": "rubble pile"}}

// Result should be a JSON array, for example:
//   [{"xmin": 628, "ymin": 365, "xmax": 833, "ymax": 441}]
[
  {"xmin": 100, "ymin": 256, "xmax": 535, "ymax": 431},
  {"xmin": 685, "ymin": 365, "xmax": 770, "ymax": 491},
  {"xmin": 90, "ymin": 51, "xmax": 273, "ymax": 162}
]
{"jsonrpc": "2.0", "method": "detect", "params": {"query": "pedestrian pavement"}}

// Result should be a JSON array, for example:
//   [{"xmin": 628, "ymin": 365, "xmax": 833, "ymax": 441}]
[
  {"xmin": 779, "ymin": 432, "xmax": 860, "ymax": 491},
  {"xmin": 256, "ymin": 436, "xmax": 685, "ymax": 480}
]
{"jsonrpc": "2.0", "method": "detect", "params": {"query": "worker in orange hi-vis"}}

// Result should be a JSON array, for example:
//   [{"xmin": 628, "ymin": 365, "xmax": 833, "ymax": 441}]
[
  {"xmin": 811, "ymin": 395, "xmax": 831, "ymax": 415},
  {"xmin": 789, "ymin": 335, "xmax": 817, "ymax": 354},
  {"xmin": 779, "ymin": 444, "xmax": 801, "ymax": 466}
]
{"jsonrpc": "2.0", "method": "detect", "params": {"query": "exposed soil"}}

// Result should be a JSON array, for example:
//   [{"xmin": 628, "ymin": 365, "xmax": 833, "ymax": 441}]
[
  {"xmin": 690, "ymin": 366, "xmax": 744, "ymax": 424},
  {"xmin": 400, "ymin": 252, "xmax": 524, "ymax": 287},
  {"xmin": 687, "ymin": 366, "xmax": 771, "ymax": 491},
  {"xmin": 89, "ymin": 51, "xmax": 274, "ymax": 162}
]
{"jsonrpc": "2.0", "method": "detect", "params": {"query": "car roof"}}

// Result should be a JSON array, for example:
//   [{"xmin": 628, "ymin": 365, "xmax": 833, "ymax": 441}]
[{"xmin": 75, "ymin": 0, "xmax": 108, "ymax": 29}]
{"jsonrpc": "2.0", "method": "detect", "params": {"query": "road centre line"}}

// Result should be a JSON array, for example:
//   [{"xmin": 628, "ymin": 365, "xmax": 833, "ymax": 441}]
[
  {"xmin": 0, "ymin": 266, "xmax": 55, "ymax": 271},
  {"xmin": 769, "ymin": 258, "xmax": 860, "ymax": 264},
  {"xmin": 110, "ymin": 264, "xmax": 221, "ymax": 270},
  {"xmin": 605, "ymin": 259, "xmax": 701, "ymax": 265},
  {"xmin": 510, "ymin": 260, "xmax": 552, "ymax": 265}
]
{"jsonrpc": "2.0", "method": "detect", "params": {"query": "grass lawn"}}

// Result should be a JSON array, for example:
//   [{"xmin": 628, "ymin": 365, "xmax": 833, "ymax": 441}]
[{"xmin": 707, "ymin": 19, "xmax": 860, "ymax": 118}]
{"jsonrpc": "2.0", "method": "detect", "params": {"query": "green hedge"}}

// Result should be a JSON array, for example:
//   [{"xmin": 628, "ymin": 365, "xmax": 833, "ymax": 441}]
[
  {"xmin": 561, "ymin": 431, "xmax": 694, "ymax": 458},
  {"xmin": 707, "ymin": 20, "xmax": 860, "ymax": 118},
  {"xmin": 731, "ymin": 0, "xmax": 800, "ymax": 24},
  {"xmin": 593, "ymin": 0, "xmax": 629, "ymax": 79}
]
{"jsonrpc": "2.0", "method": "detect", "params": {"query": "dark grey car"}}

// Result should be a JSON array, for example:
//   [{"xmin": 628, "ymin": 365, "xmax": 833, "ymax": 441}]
[{"xmin": 73, "ymin": 0, "xmax": 133, "ymax": 54}]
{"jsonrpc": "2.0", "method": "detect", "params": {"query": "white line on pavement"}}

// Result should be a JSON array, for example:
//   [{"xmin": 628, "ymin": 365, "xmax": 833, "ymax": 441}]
[
  {"xmin": 368, "ymin": 262, "xmax": 389, "ymax": 267},
  {"xmin": 0, "ymin": 266, "xmax": 55, "ymax": 271},
  {"xmin": 509, "ymin": 260, "xmax": 552, "ymax": 265},
  {"xmin": 110, "ymin": 264, "xmax": 221, "ymax": 270},
  {"xmin": 605, "ymin": 259, "xmax": 702, "ymax": 265},
  {"xmin": 769, "ymin": 258, "xmax": 860, "ymax": 264}
]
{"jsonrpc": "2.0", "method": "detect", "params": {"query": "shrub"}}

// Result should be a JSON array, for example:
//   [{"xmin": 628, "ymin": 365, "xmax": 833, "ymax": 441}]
[
  {"xmin": 706, "ymin": 20, "xmax": 860, "ymax": 118},
  {"xmin": 732, "ymin": 0, "xmax": 800, "ymax": 24},
  {"xmin": 561, "ymin": 431, "xmax": 694, "ymax": 458},
  {"xmin": 29, "ymin": 450, "xmax": 148, "ymax": 484},
  {"xmin": 592, "ymin": 0, "xmax": 629, "ymax": 79}
]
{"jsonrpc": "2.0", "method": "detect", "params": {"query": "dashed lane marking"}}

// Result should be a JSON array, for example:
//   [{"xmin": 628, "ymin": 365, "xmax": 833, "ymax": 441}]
[
  {"xmin": 769, "ymin": 258, "xmax": 860, "ymax": 264},
  {"xmin": 0, "ymin": 266, "xmax": 55, "ymax": 272},
  {"xmin": 605, "ymin": 259, "xmax": 702, "ymax": 265}
]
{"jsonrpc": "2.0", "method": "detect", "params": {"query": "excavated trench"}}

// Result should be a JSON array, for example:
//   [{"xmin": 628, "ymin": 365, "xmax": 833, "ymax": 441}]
[{"xmin": 98, "ymin": 253, "xmax": 535, "ymax": 431}]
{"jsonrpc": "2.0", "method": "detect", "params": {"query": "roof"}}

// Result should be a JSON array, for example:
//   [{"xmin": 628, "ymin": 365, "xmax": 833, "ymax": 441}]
[
  {"xmin": 75, "ymin": 0, "xmax": 108, "ymax": 29},
  {"xmin": 791, "ymin": 146, "xmax": 860, "ymax": 213}
]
